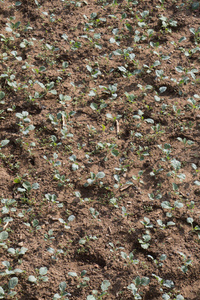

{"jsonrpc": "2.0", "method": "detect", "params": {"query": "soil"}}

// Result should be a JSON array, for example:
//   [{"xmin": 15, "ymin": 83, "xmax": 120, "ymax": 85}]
[{"xmin": 0, "ymin": 0, "xmax": 200, "ymax": 299}]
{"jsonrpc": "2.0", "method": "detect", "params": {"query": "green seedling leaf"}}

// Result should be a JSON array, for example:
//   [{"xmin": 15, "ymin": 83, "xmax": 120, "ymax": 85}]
[
  {"xmin": 53, "ymin": 294, "xmax": 61, "ymax": 300},
  {"xmin": 32, "ymin": 183, "xmax": 40, "ymax": 190},
  {"xmin": 111, "ymin": 149, "xmax": 119, "ymax": 156},
  {"xmin": 0, "ymin": 287, "xmax": 5, "ymax": 298},
  {"xmin": 163, "ymin": 280, "xmax": 174, "ymax": 288},
  {"xmin": 8, "ymin": 277, "xmax": 18, "ymax": 289},
  {"xmin": 22, "ymin": 181, "xmax": 31, "ymax": 191},
  {"xmin": 194, "ymin": 180, "xmax": 200, "ymax": 186},
  {"xmin": 39, "ymin": 267, "xmax": 48, "ymax": 276},
  {"xmin": 179, "ymin": 36, "xmax": 186, "ymax": 43},
  {"xmin": 106, "ymin": 113, "xmax": 113, "ymax": 119},
  {"xmin": 47, "ymin": 247, "xmax": 54, "ymax": 254},
  {"xmin": 162, "ymin": 294, "xmax": 170, "ymax": 300},
  {"xmin": 125, "ymin": 23, "xmax": 133, "ymax": 32},
  {"xmin": 87, "ymin": 296, "xmax": 96, "ymax": 300},
  {"xmin": 0, "ymin": 231, "xmax": 8, "ymax": 241},
  {"xmin": 1, "ymin": 140, "xmax": 10, "ymax": 147},
  {"xmin": 72, "ymin": 163, "xmax": 79, "ymax": 171},
  {"xmin": 61, "ymin": 33, "xmax": 68, "ymax": 40},
  {"xmin": 187, "ymin": 217, "xmax": 193, "ymax": 225},
  {"xmin": 192, "ymin": 2, "xmax": 199, "ymax": 10},
  {"xmin": 121, "ymin": 251, "xmax": 128, "ymax": 260},
  {"xmin": 8, "ymin": 248, "xmax": 16, "ymax": 255},
  {"xmin": 159, "ymin": 86, "xmax": 167, "ymax": 93},
  {"xmin": 68, "ymin": 272, "xmax": 77, "ymax": 277},
  {"xmin": 172, "ymin": 183, "xmax": 178, "ymax": 191},
  {"xmin": 160, "ymin": 254, "xmax": 167, "ymax": 260},
  {"xmin": 90, "ymin": 103, "xmax": 98, "ymax": 110},
  {"xmin": 101, "ymin": 280, "xmax": 110, "ymax": 291},
  {"xmin": 59, "ymin": 281, "xmax": 66, "ymax": 292},
  {"xmin": 68, "ymin": 215, "xmax": 75, "ymax": 222},
  {"xmin": 154, "ymin": 95, "xmax": 160, "ymax": 102},
  {"xmin": 167, "ymin": 221, "xmax": 175, "ymax": 226},
  {"xmin": 135, "ymin": 276, "xmax": 141, "ymax": 286},
  {"xmin": 28, "ymin": 275, "xmax": 37, "ymax": 283},
  {"xmin": 32, "ymin": 219, "xmax": 39, "ymax": 227},
  {"xmin": 90, "ymin": 12, "xmax": 97, "ymax": 19},
  {"xmin": 141, "ymin": 277, "xmax": 150, "ymax": 286},
  {"xmin": 174, "ymin": 201, "xmax": 183, "ymax": 209},
  {"xmin": 127, "ymin": 283, "xmax": 137, "ymax": 294},
  {"xmin": 171, "ymin": 159, "xmax": 181, "ymax": 171},
  {"xmin": 81, "ymin": 270, "xmax": 87, "ymax": 277},
  {"xmin": 161, "ymin": 201, "xmax": 172, "ymax": 209},
  {"xmin": 96, "ymin": 172, "xmax": 105, "ymax": 179},
  {"xmin": 0, "ymin": 91, "xmax": 5, "ymax": 100}
]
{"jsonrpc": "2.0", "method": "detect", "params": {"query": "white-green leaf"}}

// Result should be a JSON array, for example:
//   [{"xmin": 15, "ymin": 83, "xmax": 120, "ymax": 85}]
[
  {"xmin": 87, "ymin": 296, "xmax": 96, "ymax": 300},
  {"xmin": 121, "ymin": 251, "xmax": 127, "ymax": 260},
  {"xmin": 1, "ymin": 140, "xmax": 10, "ymax": 147},
  {"xmin": 96, "ymin": 172, "xmax": 105, "ymax": 179},
  {"xmin": 111, "ymin": 149, "xmax": 119, "ymax": 156},
  {"xmin": 28, "ymin": 275, "xmax": 37, "ymax": 283},
  {"xmin": 127, "ymin": 283, "xmax": 137, "ymax": 294},
  {"xmin": 163, "ymin": 280, "xmax": 174, "ymax": 288},
  {"xmin": 162, "ymin": 294, "xmax": 170, "ymax": 300},
  {"xmin": 32, "ymin": 183, "xmax": 40, "ymax": 190},
  {"xmin": 101, "ymin": 280, "xmax": 110, "ymax": 291},
  {"xmin": 141, "ymin": 277, "xmax": 150, "ymax": 286},
  {"xmin": 171, "ymin": 159, "xmax": 181, "ymax": 171},
  {"xmin": 53, "ymin": 293, "xmax": 61, "ymax": 299},
  {"xmin": 68, "ymin": 272, "xmax": 77, "ymax": 277},
  {"xmin": 0, "ymin": 231, "xmax": 8, "ymax": 241},
  {"xmin": 90, "ymin": 103, "xmax": 98, "ymax": 110},
  {"xmin": 194, "ymin": 180, "xmax": 200, "ymax": 186},
  {"xmin": 61, "ymin": 33, "xmax": 68, "ymax": 40},
  {"xmin": 8, "ymin": 248, "xmax": 16, "ymax": 255},
  {"xmin": 59, "ymin": 281, "xmax": 66, "ymax": 292},
  {"xmin": 0, "ymin": 91, "xmax": 5, "ymax": 100},
  {"xmin": 187, "ymin": 217, "xmax": 193, "ymax": 225},
  {"xmin": 8, "ymin": 277, "xmax": 18, "ymax": 289},
  {"xmin": 0, "ymin": 287, "xmax": 5, "ymax": 298},
  {"xmin": 39, "ymin": 267, "xmax": 48, "ymax": 276},
  {"xmin": 159, "ymin": 86, "xmax": 167, "ymax": 93},
  {"xmin": 68, "ymin": 215, "xmax": 75, "ymax": 222},
  {"xmin": 72, "ymin": 163, "xmax": 79, "ymax": 171}
]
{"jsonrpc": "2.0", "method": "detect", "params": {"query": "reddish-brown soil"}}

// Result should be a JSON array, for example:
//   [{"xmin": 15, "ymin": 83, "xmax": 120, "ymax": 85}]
[{"xmin": 0, "ymin": 0, "xmax": 200, "ymax": 299}]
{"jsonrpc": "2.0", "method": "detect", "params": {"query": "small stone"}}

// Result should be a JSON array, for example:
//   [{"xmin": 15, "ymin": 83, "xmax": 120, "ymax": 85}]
[
  {"xmin": 18, "ymin": 242, "xmax": 23, "ymax": 246},
  {"xmin": 94, "ymin": 264, "xmax": 99, "ymax": 268}
]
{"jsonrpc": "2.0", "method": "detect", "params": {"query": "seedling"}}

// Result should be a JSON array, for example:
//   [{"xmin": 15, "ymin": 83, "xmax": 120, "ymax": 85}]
[
  {"xmin": 28, "ymin": 267, "xmax": 48, "ymax": 283},
  {"xmin": 178, "ymin": 252, "xmax": 192, "ymax": 273},
  {"xmin": 87, "ymin": 280, "xmax": 110, "ymax": 299},
  {"xmin": 53, "ymin": 281, "xmax": 71, "ymax": 300},
  {"xmin": 127, "ymin": 276, "xmax": 150, "ymax": 299},
  {"xmin": 138, "ymin": 230, "xmax": 151, "ymax": 249},
  {"xmin": 84, "ymin": 171, "xmax": 105, "ymax": 187}
]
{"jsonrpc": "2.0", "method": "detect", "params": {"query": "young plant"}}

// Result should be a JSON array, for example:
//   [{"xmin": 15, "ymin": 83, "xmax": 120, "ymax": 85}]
[
  {"xmin": 127, "ymin": 276, "xmax": 150, "ymax": 299},
  {"xmin": 178, "ymin": 252, "xmax": 192, "ymax": 273},
  {"xmin": 53, "ymin": 281, "xmax": 71, "ymax": 300},
  {"xmin": 28, "ymin": 267, "xmax": 48, "ymax": 283},
  {"xmin": 86, "ymin": 280, "xmax": 110, "ymax": 300},
  {"xmin": 84, "ymin": 171, "xmax": 105, "ymax": 187}
]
